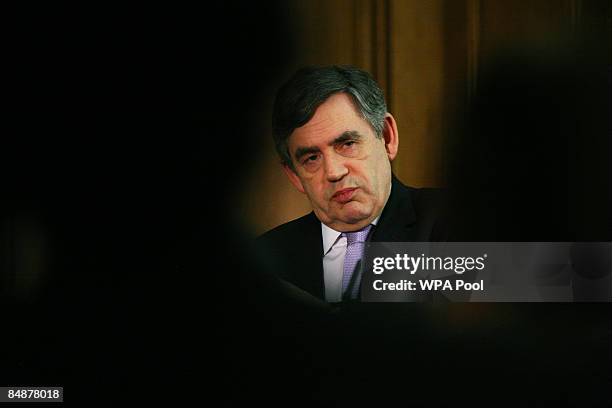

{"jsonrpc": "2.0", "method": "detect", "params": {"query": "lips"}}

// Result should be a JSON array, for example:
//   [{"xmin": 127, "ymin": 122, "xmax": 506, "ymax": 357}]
[{"xmin": 332, "ymin": 188, "xmax": 358, "ymax": 204}]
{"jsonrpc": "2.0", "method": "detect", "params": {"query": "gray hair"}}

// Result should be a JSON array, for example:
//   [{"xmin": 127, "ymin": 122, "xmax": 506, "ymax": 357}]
[{"xmin": 272, "ymin": 65, "xmax": 387, "ymax": 169}]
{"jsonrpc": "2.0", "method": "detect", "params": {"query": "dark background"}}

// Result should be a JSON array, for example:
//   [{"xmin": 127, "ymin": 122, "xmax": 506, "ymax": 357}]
[
  {"xmin": 3, "ymin": 2, "xmax": 612, "ymax": 406},
  {"xmin": 3, "ymin": 2, "xmax": 297, "ymax": 405}
]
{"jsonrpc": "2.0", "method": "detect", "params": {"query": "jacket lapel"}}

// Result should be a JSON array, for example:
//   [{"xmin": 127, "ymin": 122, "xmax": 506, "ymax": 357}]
[
  {"xmin": 295, "ymin": 212, "xmax": 326, "ymax": 299},
  {"xmin": 371, "ymin": 176, "xmax": 418, "ymax": 242}
]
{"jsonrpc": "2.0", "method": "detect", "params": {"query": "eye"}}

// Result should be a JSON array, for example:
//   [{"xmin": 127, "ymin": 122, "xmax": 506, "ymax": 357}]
[
  {"xmin": 304, "ymin": 154, "xmax": 319, "ymax": 163},
  {"xmin": 337, "ymin": 140, "xmax": 359, "ymax": 156},
  {"xmin": 301, "ymin": 153, "xmax": 322, "ymax": 171}
]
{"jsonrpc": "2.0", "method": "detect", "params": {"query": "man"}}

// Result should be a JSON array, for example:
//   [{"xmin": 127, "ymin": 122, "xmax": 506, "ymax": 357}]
[{"xmin": 259, "ymin": 65, "xmax": 446, "ymax": 302}]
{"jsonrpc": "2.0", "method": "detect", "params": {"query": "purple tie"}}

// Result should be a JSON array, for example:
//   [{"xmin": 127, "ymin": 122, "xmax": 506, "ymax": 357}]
[{"xmin": 342, "ymin": 225, "xmax": 373, "ymax": 299}]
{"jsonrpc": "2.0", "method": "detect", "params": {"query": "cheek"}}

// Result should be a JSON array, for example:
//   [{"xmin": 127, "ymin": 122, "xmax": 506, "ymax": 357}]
[
  {"xmin": 303, "ymin": 177, "xmax": 328, "ymax": 203},
  {"xmin": 362, "ymin": 154, "xmax": 381, "ymax": 178},
  {"xmin": 365, "ymin": 153, "xmax": 390, "ymax": 193}
]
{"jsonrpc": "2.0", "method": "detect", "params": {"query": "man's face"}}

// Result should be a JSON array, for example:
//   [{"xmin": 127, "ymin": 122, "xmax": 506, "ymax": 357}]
[{"xmin": 283, "ymin": 93, "xmax": 398, "ymax": 232}]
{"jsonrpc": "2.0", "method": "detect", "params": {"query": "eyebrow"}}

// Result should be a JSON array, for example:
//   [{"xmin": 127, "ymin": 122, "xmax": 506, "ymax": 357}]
[{"xmin": 293, "ymin": 130, "xmax": 363, "ymax": 161}]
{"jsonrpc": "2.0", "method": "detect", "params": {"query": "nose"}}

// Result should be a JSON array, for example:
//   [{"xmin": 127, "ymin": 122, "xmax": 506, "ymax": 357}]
[{"xmin": 324, "ymin": 152, "xmax": 349, "ymax": 182}]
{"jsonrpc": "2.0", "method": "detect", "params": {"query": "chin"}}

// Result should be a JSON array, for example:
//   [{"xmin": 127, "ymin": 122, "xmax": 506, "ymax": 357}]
[{"xmin": 340, "ymin": 206, "xmax": 372, "ymax": 224}]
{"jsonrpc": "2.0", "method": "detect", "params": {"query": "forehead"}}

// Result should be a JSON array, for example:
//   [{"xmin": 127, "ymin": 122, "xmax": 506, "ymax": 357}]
[{"xmin": 289, "ymin": 93, "xmax": 371, "ymax": 147}]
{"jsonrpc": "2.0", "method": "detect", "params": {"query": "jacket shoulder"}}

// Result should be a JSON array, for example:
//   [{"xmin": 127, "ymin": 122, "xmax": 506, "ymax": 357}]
[
  {"xmin": 408, "ymin": 186, "xmax": 447, "ymax": 212},
  {"xmin": 407, "ymin": 186, "xmax": 450, "ymax": 241},
  {"xmin": 391, "ymin": 177, "xmax": 446, "ymax": 215},
  {"xmin": 257, "ymin": 212, "xmax": 319, "ymax": 245},
  {"xmin": 255, "ymin": 212, "xmax": 324, "ymax": 294},
  {"xmin": 389, "ymin": 178, "xmax": 449, "ymax": 241}
]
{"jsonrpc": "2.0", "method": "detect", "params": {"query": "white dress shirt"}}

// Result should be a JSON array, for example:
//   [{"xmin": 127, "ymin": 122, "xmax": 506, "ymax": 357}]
[{"xmin": 321, "ymin": 216, "xmax": 380, "ymax": 302}]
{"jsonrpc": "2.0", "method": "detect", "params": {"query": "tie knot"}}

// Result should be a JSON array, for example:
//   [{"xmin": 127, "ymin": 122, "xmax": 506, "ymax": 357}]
[{"xmin": 344, "ymin": 224, "xmax": 372, "ymax": 245}]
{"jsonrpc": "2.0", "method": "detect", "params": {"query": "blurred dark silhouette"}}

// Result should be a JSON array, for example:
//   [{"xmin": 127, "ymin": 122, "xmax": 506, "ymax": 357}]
[
  {"xmin": 440, "ymin": 23, "xmax": 612, "ymax": 404},
  {"xmin": 3, "ymin": 2, "xmax": 333, "ymax": 405},
  {"xmin": 446, "ymin": 41, "xmax": 612, "ymax": 242}
]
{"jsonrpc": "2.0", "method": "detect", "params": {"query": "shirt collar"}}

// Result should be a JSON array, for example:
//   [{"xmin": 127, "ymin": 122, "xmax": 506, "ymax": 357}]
[{"xmin": 321, "ymin": 215, "xmax": 380, "ymax": 256}]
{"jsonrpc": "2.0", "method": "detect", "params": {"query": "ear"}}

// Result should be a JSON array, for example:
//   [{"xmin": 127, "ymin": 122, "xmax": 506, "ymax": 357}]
[
  {"xmin": 382, "ymin": 113, "xmax": 399, "ymax": 161},
  {"xmin": 282, "ymin": 163, "xmax": 306, "ymax": 194}
]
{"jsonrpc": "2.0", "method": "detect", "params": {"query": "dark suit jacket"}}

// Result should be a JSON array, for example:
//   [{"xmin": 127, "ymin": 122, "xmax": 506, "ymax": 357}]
[{"xmin": 257, "ymin": 176, "xmax": 448, "ymax": 300}]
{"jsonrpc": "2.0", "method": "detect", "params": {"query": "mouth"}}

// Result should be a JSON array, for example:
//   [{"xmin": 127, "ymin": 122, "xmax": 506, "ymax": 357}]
[{"xmin": 331, "ymin": 188, "xmax": 358, "ymax": 204}]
